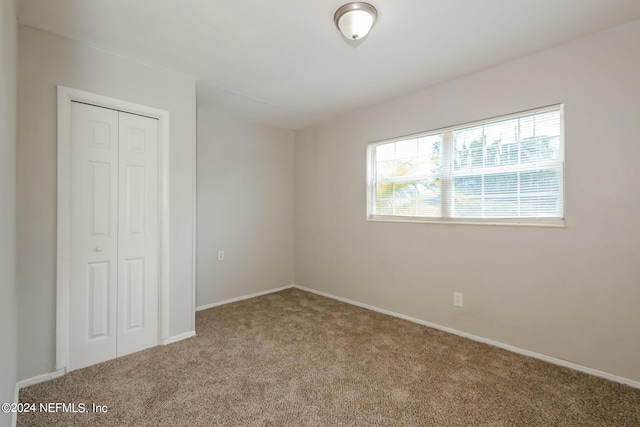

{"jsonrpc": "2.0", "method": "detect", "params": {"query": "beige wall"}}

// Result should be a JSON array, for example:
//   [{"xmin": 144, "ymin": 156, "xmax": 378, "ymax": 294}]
[
  {"xmin": 294, "ymin": 20, "xmax": 640, "ymax": 382},
  {"xmin": 0, "ymin": 0, "xmax": 17, "ymax": 423},
  {"xmin": 197, "ymin": 106, "xmax": 294, "ymax": 306},
  {"xmin": 17, "ymin": 26, "xmax": 196, "ymax": 380}
]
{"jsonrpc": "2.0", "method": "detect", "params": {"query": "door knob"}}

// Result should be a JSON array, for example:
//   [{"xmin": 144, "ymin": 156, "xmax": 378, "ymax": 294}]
[{"xmin": 95, "ymin": 247, "xmax": 103, "ymax": 252}]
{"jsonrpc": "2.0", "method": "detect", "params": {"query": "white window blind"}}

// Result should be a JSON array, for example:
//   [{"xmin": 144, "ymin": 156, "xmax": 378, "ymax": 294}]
[{"xmin": 367, "ymin": 105, "xmax": 564, "ymax": 226}]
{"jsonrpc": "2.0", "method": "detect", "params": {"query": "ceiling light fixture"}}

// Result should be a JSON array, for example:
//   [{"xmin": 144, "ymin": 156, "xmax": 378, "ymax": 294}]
[{"xmin": 334, "ymin": 2, "xmax": 378, "ymax": 41}]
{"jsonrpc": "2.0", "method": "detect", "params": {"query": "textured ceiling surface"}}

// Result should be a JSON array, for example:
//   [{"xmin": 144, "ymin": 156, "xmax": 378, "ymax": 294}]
[{"xmin": 18, "ymin": 0, "xmax": 640, "ymax": 129}]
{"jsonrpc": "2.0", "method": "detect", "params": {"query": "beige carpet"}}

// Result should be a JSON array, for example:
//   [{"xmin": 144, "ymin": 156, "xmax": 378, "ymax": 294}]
[{"xmin": 18, "ymin": 288, "xmax": 640, "ymax": 426}]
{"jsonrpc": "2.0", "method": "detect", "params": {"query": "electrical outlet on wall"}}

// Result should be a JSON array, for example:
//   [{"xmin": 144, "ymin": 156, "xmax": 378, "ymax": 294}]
[
  {"xmin": 453, "ymin": 292, "xmax": 463, "ymax": 307},
  {"xmin": 218, "ymin": 250, "xmax": 225, "ymax": 261}
]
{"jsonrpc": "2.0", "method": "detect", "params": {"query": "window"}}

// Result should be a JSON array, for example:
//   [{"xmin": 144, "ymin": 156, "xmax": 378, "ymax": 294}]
[{"xmin": 367, "ymin": 105, "xmax": 564, "ymax": 226}]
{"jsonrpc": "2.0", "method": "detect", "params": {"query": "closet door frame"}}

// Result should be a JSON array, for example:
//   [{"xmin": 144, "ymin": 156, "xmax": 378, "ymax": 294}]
[{"xmin": 56, "ymin": 86, "xmax": 171, "ymax": 372}]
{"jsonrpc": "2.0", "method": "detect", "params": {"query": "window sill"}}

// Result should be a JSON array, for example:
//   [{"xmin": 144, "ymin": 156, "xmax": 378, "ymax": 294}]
[{"xmin": 366, "ymin": 215, "xmax": 566, "ymax": 228}]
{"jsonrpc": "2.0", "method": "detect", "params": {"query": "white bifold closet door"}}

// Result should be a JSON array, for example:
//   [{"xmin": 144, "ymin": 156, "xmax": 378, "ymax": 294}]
[{"xmin": 69, "ymin": 101, "xmax": 159, "ymax": 371}]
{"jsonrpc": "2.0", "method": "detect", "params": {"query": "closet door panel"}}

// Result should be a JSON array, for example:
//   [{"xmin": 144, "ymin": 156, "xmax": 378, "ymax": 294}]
[
  {"xmin": 69, "ymin": 102, "xmax": 119, "ymax": 371},
  {"xmin": 117, "ymin": 111, "xmax": 159, "ymax": 357}
]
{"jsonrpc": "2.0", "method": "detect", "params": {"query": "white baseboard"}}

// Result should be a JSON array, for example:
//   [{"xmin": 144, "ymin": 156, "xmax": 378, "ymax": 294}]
[
  {"xmin": 16, "ymin": 368, "xmax": 66, "ymax": 390},
  {"xmin": 196, "ymin": 285, "xmax": 294, "ymax": 312},
  {"xmin": 293, "ymin": 285, "xmax": 640, "ymax": 389},
  {"xmin": 161, "ymin": 331, "xmax": 196, "ymax": 345}
]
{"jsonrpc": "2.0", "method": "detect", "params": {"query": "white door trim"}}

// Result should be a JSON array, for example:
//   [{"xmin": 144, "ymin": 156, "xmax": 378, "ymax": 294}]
[{"xmin": 56, "ymin": 86, "xmax": 171, "ymax": 371}]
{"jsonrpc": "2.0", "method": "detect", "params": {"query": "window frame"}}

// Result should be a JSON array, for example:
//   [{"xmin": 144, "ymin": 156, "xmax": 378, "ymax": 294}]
[{"xmin": 366, "ymin": 104, "xmax": 565, "ymax": 227}]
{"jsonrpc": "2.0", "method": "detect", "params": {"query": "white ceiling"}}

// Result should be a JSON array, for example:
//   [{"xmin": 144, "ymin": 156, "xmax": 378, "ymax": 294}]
[{"xmin": 18, "ymin": 0, "xmax": 640, "ymax": 129}]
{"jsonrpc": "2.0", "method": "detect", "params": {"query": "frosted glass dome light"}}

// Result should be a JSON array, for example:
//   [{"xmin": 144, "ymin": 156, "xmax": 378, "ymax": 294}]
[{"xmin": 334, "ymin": 3, "xmax": 378, "ymax": 41}]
